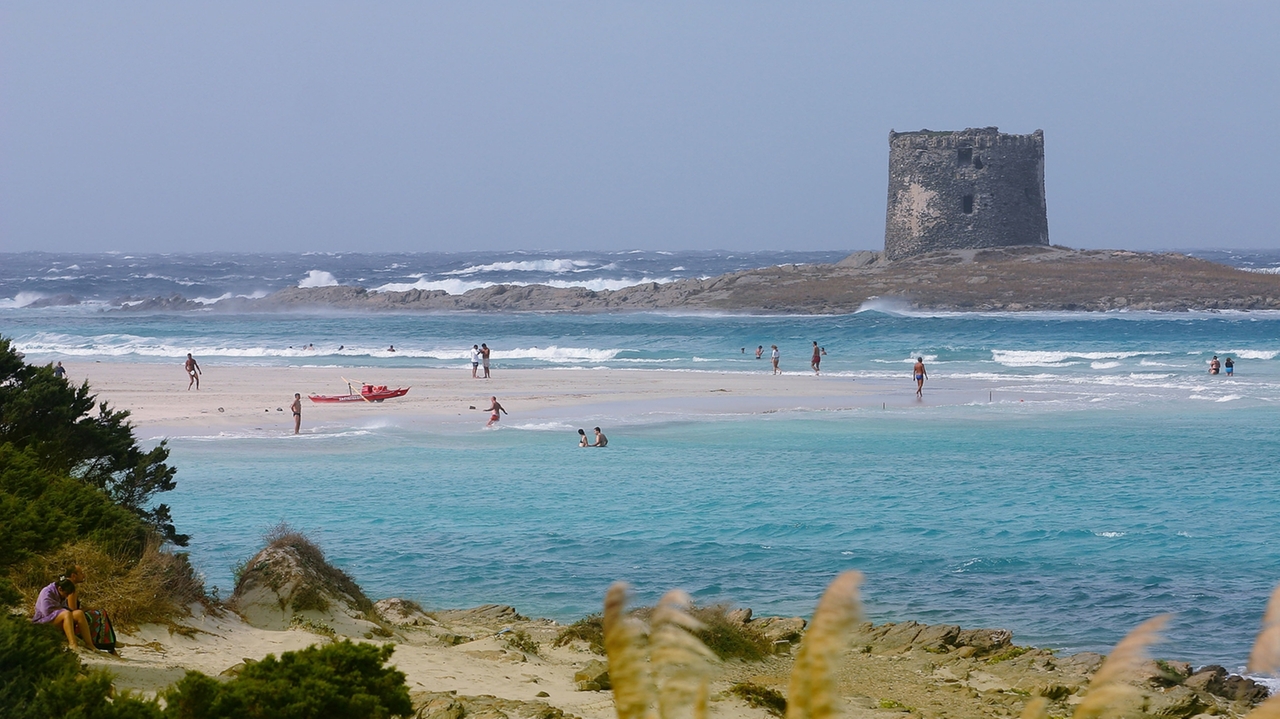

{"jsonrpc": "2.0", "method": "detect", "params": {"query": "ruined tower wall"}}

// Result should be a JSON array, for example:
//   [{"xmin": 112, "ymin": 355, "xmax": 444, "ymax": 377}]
[{"xmin": 883, "ymin": 127, "xmax": 1048, "ymax": 261}]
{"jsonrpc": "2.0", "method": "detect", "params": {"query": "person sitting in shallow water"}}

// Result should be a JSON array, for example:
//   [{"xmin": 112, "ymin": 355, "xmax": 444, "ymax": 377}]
[{"xmin": 578, "ymin": 429, "xmax": 590, "ymax": 447}]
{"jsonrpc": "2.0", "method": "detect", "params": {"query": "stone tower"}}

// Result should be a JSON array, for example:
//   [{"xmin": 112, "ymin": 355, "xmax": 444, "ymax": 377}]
[{"xmin": 883, "ymin": 127, "xmax": 1048, "ymax": 260}]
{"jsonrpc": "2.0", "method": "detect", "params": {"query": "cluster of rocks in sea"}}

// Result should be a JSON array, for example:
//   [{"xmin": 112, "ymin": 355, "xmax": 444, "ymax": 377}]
[
  {"xmin": 109, "ymin": 246, "xmax": 1280, "ymax": 315},
  {"xmin": 227, "ymin": 540, "xmax": 1270, "ymax": 719}
]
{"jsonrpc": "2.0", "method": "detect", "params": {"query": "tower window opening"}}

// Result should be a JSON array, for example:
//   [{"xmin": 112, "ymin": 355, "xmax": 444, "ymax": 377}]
[
  {"xmin": 973, "ymin": 156, "xmax": 984, "ymax": 169},
  {"xmin": 962, "ymin": 195, "xmax": 975, "ymax": 214},
  {"xmin": 957, "ymin": 148, "xmax": 973, "ymax": 166}
]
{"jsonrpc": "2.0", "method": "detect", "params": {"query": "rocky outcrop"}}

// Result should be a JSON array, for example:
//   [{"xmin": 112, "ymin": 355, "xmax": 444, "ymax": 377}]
[
  {"xmin": 411, "ymin": 692, "xmax": 583, "ymax": 719},
  {"xmin": 111, "ymin": 247, "xmax": 1280, "ymax": 315},
  {"xmin": 376, "ymin": 597, "xmax": 439, "ymax": 627},
  {"xmin": 230, "ymin": 530, "xmax": 383, "ymax": 637}
]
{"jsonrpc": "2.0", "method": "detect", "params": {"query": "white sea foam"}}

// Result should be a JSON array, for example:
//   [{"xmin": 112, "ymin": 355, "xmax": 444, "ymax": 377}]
[
  {"xmin": 444, "ymin": 259, "xmax": 596, "ymax": 275},
  {"xmin": 371, "ymin": 276, "xmax": 675, "ymax": 294},
  {"xmin": 298, "ymin": 270, "xmax": 340, "ymax": 288},
  {"xmin": 1240, "ymin": 267, "xmax": 1280, "ymax": 274},
  {"xmin": 992, "ymin": 350, "xmax": 1159, "ymax": 367},
  {"xmin": 1090, "ymin": 361, "xmax": 1122, "ymax": 369},
  {"xmin": 0, "ymin": 292, "xmax": 47, "ymax": 308},
  {"xmin": 1095, "ymin": 531, "xmax": 1126, "ymax": 538},
  {"xmin": 1227, "ymin": 349, "xmax": 1278, "ymax": 360}
]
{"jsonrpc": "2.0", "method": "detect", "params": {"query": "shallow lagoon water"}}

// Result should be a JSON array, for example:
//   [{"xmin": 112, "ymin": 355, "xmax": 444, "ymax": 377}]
[{"xmin": 166, "ymin": 401, "xmax": 1279, "ymax": 669}]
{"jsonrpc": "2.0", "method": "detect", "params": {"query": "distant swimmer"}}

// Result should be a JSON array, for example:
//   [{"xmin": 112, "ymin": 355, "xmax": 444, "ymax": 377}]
[
  {"xmin": 811, "ymin": 341, "xmax": 821, "ymax": 374},
  {"xmin": 53, "ymin": 361, "xmax": 66, "ymax": 379},
  {"xmin": 388, "ymin": 345, "xmax": 396, "ymax": 353},
  {"xmin": 1225, "ymin": 357, "xmax": 1234, "ymax": 376},
  {"xmin": 1209, "ymin": 355, "xmax": 1220, "ymax": 375},
  {"xmin": 471, "ymin": 345, "xmax": 481, "ymax": 378},
  {"xmin": 913, "ymin": 357, "xmax": 928, "ymax": 397},
  {"xmin": 291, "ymin": 393, "xmax": 302, "ymax": 434},
  {"xmin": 771, "ymin": 345, "xmax": 780, "ymax": 375},
  {"xmin": 338, "ymin": 345, "xmax": 344, "ymax": 351},
  {"xmin": 578, "ymin": 429, "xmax": 590, "ymax": 447},
  {"xmin": 593, "ymin": 427, "xmax": 608, "ymax": 447},
  {"xmin": 185, "ymin": 353, "xmax": 201, "ymax": 390},
  {"xmin": 484, "ymin": 396, "xmax": 507, "ymax": 427},
  {"xmin": 756, "ymin": 345, "xmax": 763, "ymax": 359}
]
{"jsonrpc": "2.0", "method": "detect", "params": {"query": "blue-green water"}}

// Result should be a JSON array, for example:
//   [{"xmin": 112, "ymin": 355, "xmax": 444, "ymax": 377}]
[
  {"xmin": 159, "ymin": 403, "xmax": 1278, "ymax": 668},
  {"xmin": 5, "ymin": 250, "xmax": 1280, "ymax": 669}
]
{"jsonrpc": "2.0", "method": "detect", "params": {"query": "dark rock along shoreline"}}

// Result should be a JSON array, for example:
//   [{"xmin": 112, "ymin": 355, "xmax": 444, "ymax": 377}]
[{"xmin": 113, "ymin": 246, "xmax": 1280, "ymax": 315}]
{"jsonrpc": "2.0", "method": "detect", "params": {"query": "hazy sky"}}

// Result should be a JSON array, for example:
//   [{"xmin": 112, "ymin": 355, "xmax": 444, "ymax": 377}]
[{"xmin": 2, "ymin": 2, "xmax": 1277, "ymax": 254}]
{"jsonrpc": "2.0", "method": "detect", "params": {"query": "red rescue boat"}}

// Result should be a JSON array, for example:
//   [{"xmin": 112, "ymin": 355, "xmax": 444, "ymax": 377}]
[{"xmin": 309, "ymin": 383, "xmax": 410, "ymax": 403}]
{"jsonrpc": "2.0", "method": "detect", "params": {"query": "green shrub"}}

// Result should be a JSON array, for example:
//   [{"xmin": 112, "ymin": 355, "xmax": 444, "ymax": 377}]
[
  {"xmin": 163, "ymin": 640, "xmax": 413, "ymax": 719},
  {"xmin": 728, "ymin": 682, "xmax": 787, "ymax": 717},
  {"xmin": 0, "ymin": 337, "xmax": 185, "ymax": 546},
  {"xmin": 503, "ymin": 629, "xmax": 540, "ymax": 656},
  {"xmin": 689, "ymin": 605, "xmax": 772, "ymax": 661},
  {"xmin": 553, "ymin": 613, "xmax": 604, "ymax": 654}
]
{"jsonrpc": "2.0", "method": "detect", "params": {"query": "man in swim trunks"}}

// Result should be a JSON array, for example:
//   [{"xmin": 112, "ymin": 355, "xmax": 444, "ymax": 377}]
[
  {"xmin": 1209, "ymin": 356, "xmax": 1220, "ymax": 375},
  {"xmin": 481, "ymin": 343, "xmax": 491, "ymax": 379},
  {"xmin": 1224, "ymin": 357, "xmax": 1234, "ymax": 376},
  {"xmin": 913, "ymin": 357, "xmax": 928, "ymax": 397},
  {"xmin": 593, "ymin": 427, "xmax": 608, "ymax": 447},
  {"xmin": 291, "ymin": 393, "xmax": 302, "ymax": 434},
  {"xmin": 185, "ymin": 353, "xmax": 201, "ymax": 390},
  {"xmin": 471, "ymin": 345, "xmax": 481, "ymax": 378},
  {"xmin": 811, "ymin": 341, "xmax": 821, "ymax": 374},
  {"xmin": 756, "ymin": 345, "xmax": 763, "ymax": 359},
  {"xmin": 484, "ymin": 396, "xmax": 506, "ymax": 427}
]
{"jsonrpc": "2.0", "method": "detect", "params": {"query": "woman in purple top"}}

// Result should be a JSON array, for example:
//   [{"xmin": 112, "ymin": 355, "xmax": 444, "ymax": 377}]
[{"xmin": 33, "ymin": 578, "xmax": 98, "ymax": 650}]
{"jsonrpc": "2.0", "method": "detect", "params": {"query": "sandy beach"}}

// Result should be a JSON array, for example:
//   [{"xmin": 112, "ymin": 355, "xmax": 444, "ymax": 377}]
[{"xmin": 70, "ymin": 361, "xmax": 1005, "ymax": 438}]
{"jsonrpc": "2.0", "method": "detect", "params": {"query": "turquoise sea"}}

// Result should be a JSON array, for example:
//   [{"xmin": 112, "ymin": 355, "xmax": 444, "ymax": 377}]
[{"xmin": 4, "ymin": 250, "xmax": 1279, "ymax": 670}]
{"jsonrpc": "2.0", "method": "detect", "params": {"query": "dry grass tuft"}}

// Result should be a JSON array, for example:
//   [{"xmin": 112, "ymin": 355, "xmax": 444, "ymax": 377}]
[
  {"xmin": 651, "ymin": 590, "xmax": 717, "ymax": 719},
  {"xmin": 13, "ymin": 538, "xmax": 207, "ymax": 629},
  {"xmin": 785, "ymin": 571, "xmax": 862, "ymax": 719},
  {"xmin": 1073, "ymin": 614, "xmax": 1169, "ymax": 719},
  {"xmin": 604, "ymin": 582, "xmax": 659, "ymax": 719},
  {"xmin": 1248, "ymin": 582, "xmax": 1280, "ymax": 675}
]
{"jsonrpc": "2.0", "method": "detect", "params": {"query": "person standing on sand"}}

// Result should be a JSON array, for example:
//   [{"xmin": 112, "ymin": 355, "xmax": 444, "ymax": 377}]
[
  {"xmin": 593, "ymin": 427, "xmax": 608, "ymax": 447},
  {"xmin": 185, "ymin": 353, "xmax": 201, "ymax": 390},
  {"xmin": 1225, "ymin": 357, "xmax": 1234, "ymax": 376},
  {"xmin": 53, "ymin": 361, "xmax": 66, "ymax": 379},
  {"xmin": 484, "ymin": 396, "xmax": 506, "ymax": 427},
  {"xmin": 470, "ymin": 345, "xmax": 481, "ymax": 378},
  {"xmin": 771, "ymin": 345, "xmax": 780, "ymax": 374},
  {"xmin": 291, "ymin": 393, "xmax": 302, "ymax": 434},
  {"xmin": 913, "ymin": 357, "xmax": 928, "ymax": 397},
  {"xmin": 811, "ymin": 341, "xmax": 821, "ymax": 374},
  {"xmin": 481, "ymin": 343, "xmax": 492, "ymax": 378}
]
